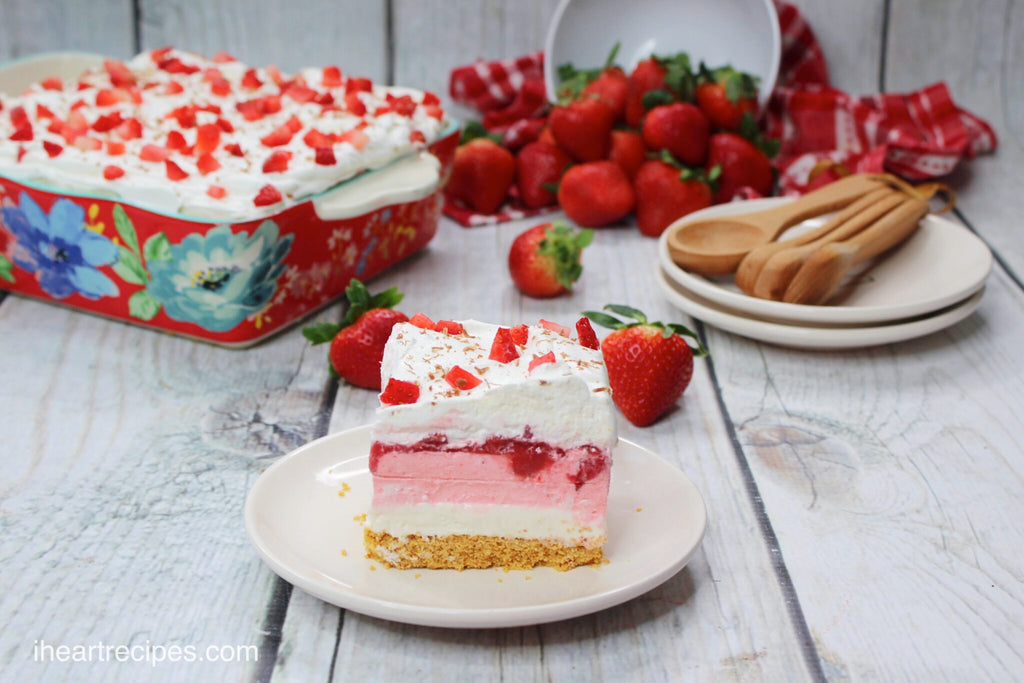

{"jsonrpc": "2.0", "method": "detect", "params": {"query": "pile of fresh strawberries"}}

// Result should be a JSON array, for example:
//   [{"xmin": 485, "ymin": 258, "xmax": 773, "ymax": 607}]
[{"xmin": 445, "ymin": 46, "xmax": 779, "ymax": 237}]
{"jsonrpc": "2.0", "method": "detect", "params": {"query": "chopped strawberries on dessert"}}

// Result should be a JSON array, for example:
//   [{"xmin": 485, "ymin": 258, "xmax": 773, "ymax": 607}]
[
  {"xmin": 41, "ymin": 76, "xmax": 63, "ymax": 91},
  {"xmin": 303, "ymin": 129, "xmax": 334, "ymax": 148},
  {"xmin": 91, "ymin": 112, "xmax": 124, "ymax": 132},
  {"xmin": 284, "ymin": 84, "xmax": 317, "ymax": 103},
  {"xmin": 210, "ymin": 78, "xmax": 231, "ymax": 97},
  {"xmin": 36, "ymin": 104, "xmax": 55, "ymax": 119},
  {"xmin": 260, "ymin": 125, "xmax": 294, "ymax": 147},
  {"xmin": 253, "ymin": 184, "xmax": 283, "ymax": 206},
  {"xmin": 529, "ymin": 351, "xmax": 556, "ymax": 372},
  {"xmin": 435, "ymin": 320, "xmax": 464, "ymax": 335},
  {"xmin": 266, "ymin": 65, "xmax": 285, "ymax": 86},
  {"xmin": 95, "ymin": 88, "xmax": 127, "ymax": 107},
  {"xmin": 408, "ymin": 313, "xmax": 435, "ymax": 329},
  {"xmin": 70, "ymin": 99, "xmax": 87, "ymax": 111},
  {"xmin": 203, "ymin": 68, "xmax": 224, "ymax": 82},
  {"xmin": 166, "ymin": 130, "xmax": 188, "ymax": 151},
  {"xmin": 150, "ymin": 47, "xmax": 173, "ymax": 63},
  {"xmin": 322, "ymin": 65, "xmax": 343, "ymax": 86},
  {"xmin": 216, "ymin": 117, "xmax": 234, "ymax": 133},
  {"xmin": 380, "ymin": 378, "xmax": 420, "ymax": 405},
  {"xmin": 106, "ymin": 141, "xmax": 125, "ymax": 155},
  {"xmin": 206, "ymin": 185, "xmax": 226, "ymax": 199},
  {"xmin": 315, "ymin": 147, "xmax": 336, "ymax": 165},
  {"xmin": 103, "ymin": 165, "xmax": 125, "ymax": 180},
  {"xmin": 210, "ymin": 51, "xmax": 234, "ymax": 63},
  {"xmin": 140, "ymin": 144, "xmax": 170, "ymax": 162},
  {"xmin": 338, "ymin": 129, "xmax": 369, "ymax": 150},
  {"xmin": 104, "ymin": 59, "xmax": 136, "ymax": 87},
  {"xmin": 262, "ymin": 95, "xmax": 282, "ymax": 114},
  {"xmin": 344, "ymin": 92, "xmax": 366, "ymax": 116},
  {"xmin": 9, "ymin": 106, "xmax": 28, "ymax": 127},
  {"xmin": 73, "ymin": 136, "xmax": 102, "ymax": 151},
  {"xmin": 509, "ymin": 324, "xmax": 529, "ymax": 346},
  {"xmin": 9, "ymin": 125, "xmax": 32, "ymax": 141},
  {"xmin": 539, "ymin": 319, "xmax": 571, "ymax": 337},
  {"xmin": 194, "ymin": 123, "xmax": 221, "ymax": 155},
  {"xmin": 43, "ymin": 141, "xmax": 63, "ymax": 158},
  {"xmin": 409, "ymin": 130, "xmax": 426, "ymax": 144},
  {"xmin": 236, "ymin": 100, "xmax": 262, "ymax": 121},
  {"xmin": 241, "ymin": 69, "xmax": 262, "ymax": 90},
  {"xmin": 224, "ymin": 143, "xmax": 244, "ymax": 156},
  {"xmin": 346, "ymin": 77, "xmax": 372, "ymax": 94},
  {"xmin": 164, "ymin": 159, "xmax": 188, "ymax": 181},
  {"xmin": 116, "ymin": 117, "xmax": 142, "ymax": 140},
  {"xmin": 196, "ymin": 153, "xmax": 220, "ymax": 175},
  {"xmin": 158, "ymin": 56, "xmax": 200, "ymax": 75},
  {"xmin": 575, "ymin": 317, "xmax": 600, "ymax": 350},
  {"xmin": 163, "ymin": 81, "xmax": 185, "ymax": 95},
  {"xmin": 167, "ymin": 105, "xmax": 197, "ymax": 128},
  {"xmin": 314, "ymin": 92, "xmax": 335, "ymax": 106},
  {"xmin": 489, "ymin": 328, "xmax": 520, "ymax": 363},
  {"xmin": 422, "ymin": 92, "xmax": 440, "ymax": 106},
  {"xmin": 284, "ymin": 115, "xmax": 303, "ymax": 133},
  {"xmin": 16, "ymin": 145, "xmax": 26, "ymax": 161},
  {"xmin": 262, "ymin": 150, "xmax": 292, "ymax": 173},
  {"xmin": 445, "ymin": 366, "xmax": 482, "ymax": 391}
]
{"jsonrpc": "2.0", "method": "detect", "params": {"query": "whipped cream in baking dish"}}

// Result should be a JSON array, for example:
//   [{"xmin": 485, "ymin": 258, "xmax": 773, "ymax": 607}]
[
  {"xmin": 373, "ymin": 319, "xmax": 618, "ymax": 452},
  {"xmin": 0, "ymin": 48, "xmax": 448, "ymax": 219}
]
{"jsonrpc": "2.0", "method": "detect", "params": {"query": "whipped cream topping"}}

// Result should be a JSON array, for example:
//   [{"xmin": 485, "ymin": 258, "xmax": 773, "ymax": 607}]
[
  {"xmin": 374, "ymin": 319, "xmax": 618, "ymax": 451},
  {"xmin": 0, "ymin": 48, "xmax": 449, "ymax": 220}
]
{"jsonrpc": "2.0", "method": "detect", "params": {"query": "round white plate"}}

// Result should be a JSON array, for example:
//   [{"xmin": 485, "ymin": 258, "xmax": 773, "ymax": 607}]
[
  {"xmin": 244, "ymin": 425, "xmax": 707, "ymax": 629},
  {"xmin": 658, "ymin": 198, "xmax": 993, "ymax": 325},
  {"xmin": 656, "ymin": 266, "xmax": 984, "ymax": 349}
]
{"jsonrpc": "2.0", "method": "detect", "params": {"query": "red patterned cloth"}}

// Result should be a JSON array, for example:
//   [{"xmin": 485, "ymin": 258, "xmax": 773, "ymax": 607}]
[{"xmin": 444, "ymin": 1, "xmax": 997, "ymax": 224}]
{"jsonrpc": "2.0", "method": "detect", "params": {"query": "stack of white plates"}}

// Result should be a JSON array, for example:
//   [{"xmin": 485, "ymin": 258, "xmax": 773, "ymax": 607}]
[{"xmin": 655, "ymin": 199, "xmax": 993, "ymax": 349}]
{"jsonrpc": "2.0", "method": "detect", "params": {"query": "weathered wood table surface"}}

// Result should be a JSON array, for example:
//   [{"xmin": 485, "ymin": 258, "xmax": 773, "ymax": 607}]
[{"xmin": 2, "ymin": 1, "xmax": 1022, "ymax": 680}]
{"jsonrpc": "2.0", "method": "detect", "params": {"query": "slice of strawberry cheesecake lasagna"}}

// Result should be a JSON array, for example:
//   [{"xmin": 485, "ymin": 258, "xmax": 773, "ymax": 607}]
[{"xmin": 365, "ymin": 317, "xmax": 616, "ymax": 571}]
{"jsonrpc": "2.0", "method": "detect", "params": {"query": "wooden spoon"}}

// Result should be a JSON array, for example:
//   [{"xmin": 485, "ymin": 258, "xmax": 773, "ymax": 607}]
[
  {"xmin": 782, "ymin": 196, "xmax": 930, "ymax": 305},
  {"xmin": 734, "ymin": 186, "xmax": 894, "ymax": 295},
  {"xmin": 665, "ymin": 173, "xmax": 885, "ymax": 277},
  {"xmin": 750, "ymin": 190, "xmax": 906, "ymax": 300}
]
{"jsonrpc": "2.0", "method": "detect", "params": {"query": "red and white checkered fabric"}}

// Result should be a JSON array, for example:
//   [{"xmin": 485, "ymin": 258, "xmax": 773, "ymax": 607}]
[{"xmin": 443, "ymin": 1, "xmax": 997, "ymax": 224}]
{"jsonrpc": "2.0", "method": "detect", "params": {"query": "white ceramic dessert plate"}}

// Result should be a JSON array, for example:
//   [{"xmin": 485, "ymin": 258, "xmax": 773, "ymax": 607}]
[
  {"xmin": 658, "ymin": 198, "xmax": 993, "ymax": 325},
  {"xmin": 656, "ymin": 266, "xmax": 984, "ymax": 349},
  {"xmin": 244, "ymin": 424, "xmax": 707, "ymax": 629}
]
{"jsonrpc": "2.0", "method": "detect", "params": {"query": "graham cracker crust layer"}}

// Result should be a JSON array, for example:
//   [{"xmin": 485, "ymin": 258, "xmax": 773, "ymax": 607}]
[{"xmin": 364, "ymin": 529, "xmax": 604, "ymax": 571}]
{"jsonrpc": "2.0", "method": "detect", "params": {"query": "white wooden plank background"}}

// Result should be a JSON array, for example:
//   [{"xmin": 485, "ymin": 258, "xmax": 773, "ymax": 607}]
[{"xmin": 1, "ymin": 0, "xmax": 1023, "ymax": 681}]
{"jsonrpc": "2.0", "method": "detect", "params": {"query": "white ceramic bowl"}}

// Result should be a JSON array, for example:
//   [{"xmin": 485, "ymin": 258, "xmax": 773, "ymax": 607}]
[{"xmin": 544, "ymin": 0, "xmax": 780, "ymax": 109}]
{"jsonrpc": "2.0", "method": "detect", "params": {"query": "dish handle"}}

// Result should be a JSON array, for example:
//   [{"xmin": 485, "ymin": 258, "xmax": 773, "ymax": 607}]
[
  {"xmin": 0, "ymin": 51, "xmax": 105, "ymax": 96},
  {"xmin": 312, "ymin": 152, "xmax": 442, "ymax": 221}
]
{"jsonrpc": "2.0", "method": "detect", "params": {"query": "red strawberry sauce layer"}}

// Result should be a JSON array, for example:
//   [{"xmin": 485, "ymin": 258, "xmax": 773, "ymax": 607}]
[{"xmin": 370, "ymin": 429, "xmax": 608, "ymax": 489}]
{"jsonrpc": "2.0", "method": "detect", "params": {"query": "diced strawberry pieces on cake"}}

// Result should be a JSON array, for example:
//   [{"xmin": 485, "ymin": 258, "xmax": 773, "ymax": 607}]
[
  {"xmin": 314, "ymin": 147, "xmax": 336, "ymax": 166},
  {"xmin": 408, "ymin": 313, "xmax": 435, "ymax": 329},
  {"xmin": 489, "ymin": 327, "xmax": 519, "ymax": 363},
  {"xmin": 575, "ymin": 317, "xmax": 600, "ymax": 350},
  {"xmin": 41, "ymin": 76, "xmax": 63, "ymax": 91},
  {"xmin": 206, "ymin": 185, "xmax": 226, "ymax": 199},
  {"xmin": 380, "ymin": 378, "xmax": 420, "ymax": 405},
  {"xmin": 103, "ymin": 165, "xmax": 125, "ymax": 180},
  {"xmin": 196, "ymin": 153, "xmax": 221, "ymax": 175},
  {"xmin": 139, "ymin": 144, "xmax": 170, "ymax": 162},
  {"xmin": 43, "ymin": 141, "xmax": 63, "ymax": 157},
  {"xmin": 322, "ymin": 66, "xmax": 343, "ymax": 87},
  {"xmin": 528, "ymin": 351, "xmax": 556, "ymax": 372},
  {"xmin": 260, "ymin": 125, "xmax": 294, "ymax": 147},
  {"xmin": 509, "ymin": 324, "xmax": 529, "ymax": 346},
  {"xmin": 164, "ymin": 159, "xmax": 188, "ymax": 181},
  {"xmin": 262, "ymin": 150, "xmax": 292, "ymax": 173},
  {"xmin": 434, "ymin": 320, "xmax": 464, "ymax": 335},
  {"xmin": 253, "ymin": 184, "xmax": 283, "ymax": 206},
  {"xmin": 444, "ymin": 366, "xmax": 481, "ymax": 391},
  {"xmin": 539, "ymin": 319, "xmax": 571, "ymax": 337}
]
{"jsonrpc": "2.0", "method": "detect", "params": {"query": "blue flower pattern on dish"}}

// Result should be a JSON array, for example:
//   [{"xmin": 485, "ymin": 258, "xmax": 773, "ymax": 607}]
[
  {"xmin": 145, "ymin": 221, "xmax": 293, "ymax": 332},
  {"xmin": 0, "ymin": 193, "xmax": 118, "ymax": 300}
]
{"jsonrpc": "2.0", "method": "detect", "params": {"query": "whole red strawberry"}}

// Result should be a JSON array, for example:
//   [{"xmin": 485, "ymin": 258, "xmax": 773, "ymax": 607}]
[
  {"xmin": 695, "ymin": 65, "xmax": 758, "ymax": 131},
  {"xmin": 625, "ymin": 58, "xmax": 668, "ymax": 127},
  {"xmin": 642, "ymin": 102, "xmax": 710, "ymax": 166},
  {"xmin": 302, "ymin": 279, "xmax": 407, "ymax": 389},
  {"xmin": 446, "ymin": 137, "xmax": 516, "ymax": 214},
  {"xmin": 706, "ymin": 132, "xmax": 774, "ymax": 202},
  {"xmin": 508, "ymin": 221, "xmax": 593, "ymax": 298},
  {"xmin": 582, "ymin": 66, "xmax": 628, "ymax": 121},
  {"xmin": 516, "ymin": 141, "xmax": 572, "ymax": 209},
  {"xmin": 558, "ymin": 161, "xmax": 635, "ymax": 227},
  {"xmin": 607, "ymin": 130, "xmax": 646, "ymax": 181},
  {"xmin": 584, "ymin": 305, "xmax": 707, "ymax": 427},
  {"xmin": 549, "ymin": 98, "xmax": 616, "ymax": 162},
  {"xmin": 634, "ymin": 159, "xmax": 713, "ymax": 237}
]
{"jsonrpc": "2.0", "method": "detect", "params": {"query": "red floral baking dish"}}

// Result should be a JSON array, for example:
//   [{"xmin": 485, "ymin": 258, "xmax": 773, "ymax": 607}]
[{"xmin": 0, "ymin": 51, "xmax": 458, "ymax": 347}]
